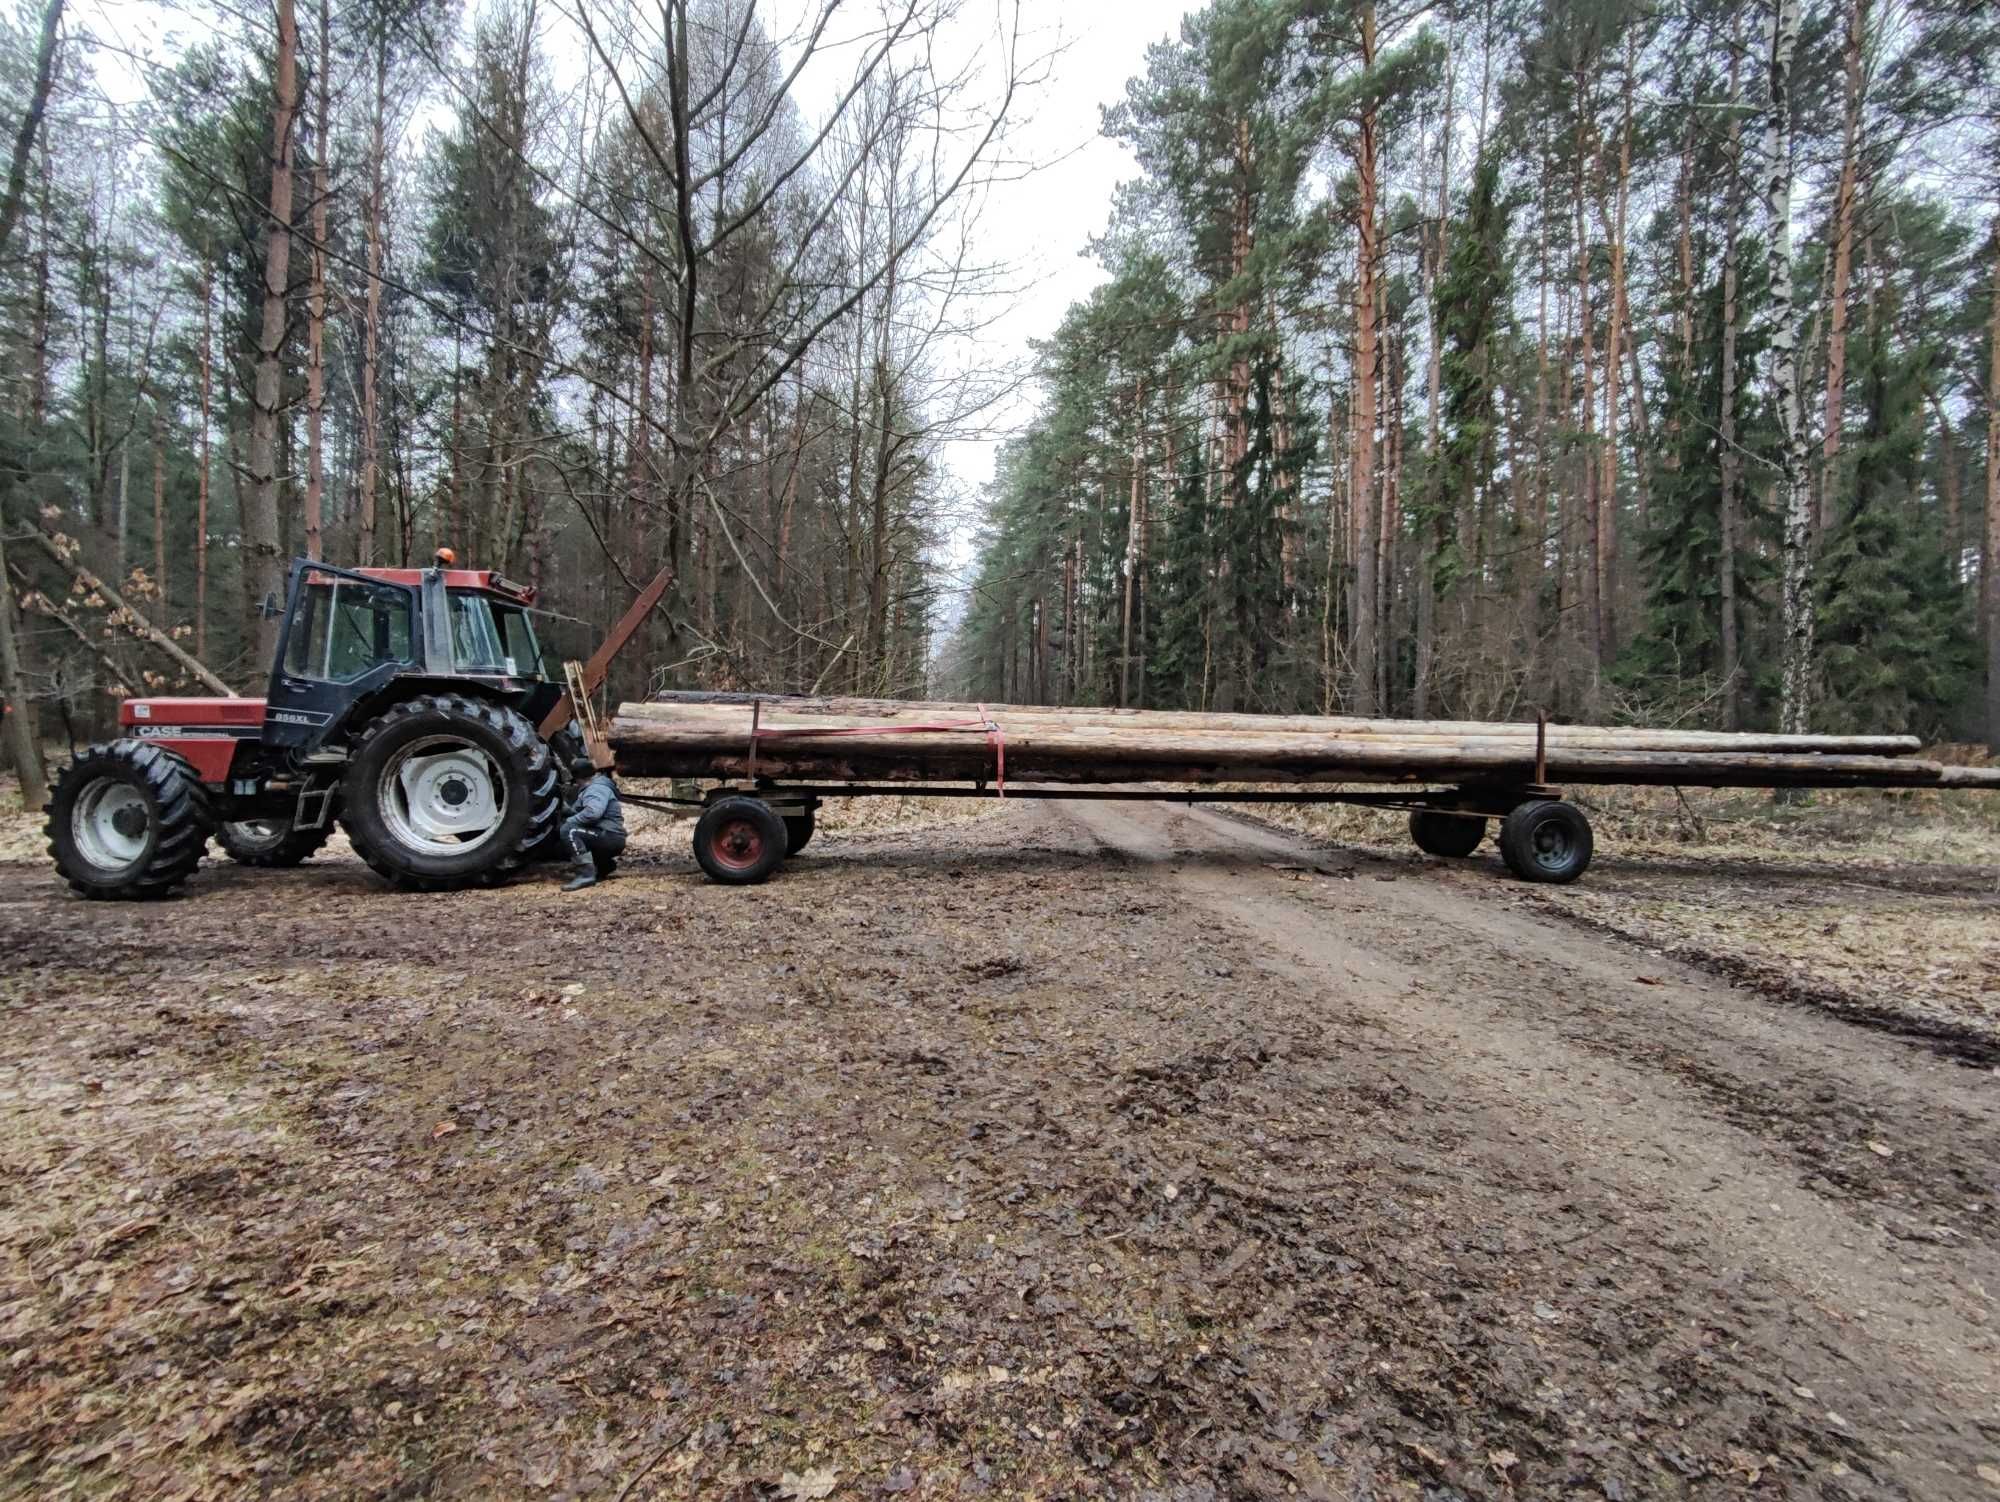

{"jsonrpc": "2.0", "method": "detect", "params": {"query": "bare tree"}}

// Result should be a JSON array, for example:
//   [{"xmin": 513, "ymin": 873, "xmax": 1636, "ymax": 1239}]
[
  {"xmin": 1764, "ymin": 0, "xmax": 1812, "ymax": 736},
  {"xmin": 0, "ymin": 0, "xmax": 65, "ymax": 810}
]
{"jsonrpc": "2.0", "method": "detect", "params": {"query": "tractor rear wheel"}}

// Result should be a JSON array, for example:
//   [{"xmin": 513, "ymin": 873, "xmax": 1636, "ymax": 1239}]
[
  {"xmin": 525, "ymin": 726, "xmax": 587, "ymax": 865},
  {"xmin": 217, "ymin": 815, "xmax": 334, "ymax": 868},
  {"xmin": 340, "ymin": 694, "xmax": 559, "ymax": 891},
  {"xmin": 46, "ymin": 740, "xmax": 213, "ymax": 900}
]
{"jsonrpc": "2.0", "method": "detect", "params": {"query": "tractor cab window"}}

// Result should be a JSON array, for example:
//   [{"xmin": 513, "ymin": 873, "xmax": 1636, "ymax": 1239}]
[
  {"xmin": 447, "ymin": 592, "xmax": 552, "ymax": 679},
  {"xmin": 282, "ymin": 573, "xmax": 415, "ymax": 682}
]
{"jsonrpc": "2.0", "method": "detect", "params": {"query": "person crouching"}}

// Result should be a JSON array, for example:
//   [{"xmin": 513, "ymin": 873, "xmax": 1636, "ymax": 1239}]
[{"xmin": 560, "ymin": 757, "xmax": 626, "ymax": 891}]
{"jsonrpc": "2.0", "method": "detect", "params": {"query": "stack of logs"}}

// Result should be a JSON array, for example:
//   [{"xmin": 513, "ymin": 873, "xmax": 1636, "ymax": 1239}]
[{"xmin": 608, "ymin": 692, "xmax": 2000, "ymax": 792}]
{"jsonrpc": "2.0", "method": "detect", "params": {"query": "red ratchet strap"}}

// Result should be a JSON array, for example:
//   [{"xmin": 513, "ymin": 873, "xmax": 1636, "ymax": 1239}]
[{"xmin": 746, "ymin": 701, "xmax": 1007, "ymax": 796}]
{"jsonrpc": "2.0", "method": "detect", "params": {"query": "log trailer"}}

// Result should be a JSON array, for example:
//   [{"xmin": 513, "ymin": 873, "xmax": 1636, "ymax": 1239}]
[
  {"xmin": 42, "ymin": 551, "xmax": 2000, "ymax": 898},
  {"xmin": 602, "ymin": 693, "xmax": 2000, "ymax": 887}
]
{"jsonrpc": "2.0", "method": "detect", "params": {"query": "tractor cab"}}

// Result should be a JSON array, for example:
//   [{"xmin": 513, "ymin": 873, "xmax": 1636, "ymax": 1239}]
[{"xmin": 262, "ymin": 554, "xmax": 562, "ymax": 754}]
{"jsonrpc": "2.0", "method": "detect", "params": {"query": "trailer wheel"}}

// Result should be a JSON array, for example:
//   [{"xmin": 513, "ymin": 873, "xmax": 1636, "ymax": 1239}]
[
  {"xmin": 1498, "ymin": 799, "xmax": 1593, "ymax": 883},
  {"xmin": 46, "ymin": 740, "xmax": 213, "ymax": 899},
  {"xmin": 1408, "ymin": 809, "xmax": 1485, "ymax": 858},
  {"xmin": 217, "ymin": 815, "xmax": 334, "ymax": 868},
  {"xmin": 694, "ymin": 796, "xmax": 787, "ymax": 885},
  {"xmin": 783, "ymin": 810, "xmax": 815, "ymax": 855}
]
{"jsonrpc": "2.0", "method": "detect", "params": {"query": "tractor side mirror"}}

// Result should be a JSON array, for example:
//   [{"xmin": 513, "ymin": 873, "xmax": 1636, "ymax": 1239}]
[{"xmin": 258, "ymin": 591, "xmax": 284, "ymax": 620}]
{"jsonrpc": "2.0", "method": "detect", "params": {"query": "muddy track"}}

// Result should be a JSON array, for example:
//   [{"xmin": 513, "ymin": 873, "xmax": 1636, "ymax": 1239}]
[{"xmin": 1, "ymin": 804, "xmax": 1998, "ymax": 1500}]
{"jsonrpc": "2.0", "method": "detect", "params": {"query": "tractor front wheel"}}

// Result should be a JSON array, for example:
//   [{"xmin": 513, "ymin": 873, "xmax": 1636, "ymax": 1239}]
[
  {"xmin": 218, "ymin": 815, "xmax": 334, "ymax": 868},
  {"xmin": 46, "ymin": 740, "xmax": 213, "ymax": 900},
  {"xmin": 340, "ymin": 694, "xmax": 559, "ymax": 891}
]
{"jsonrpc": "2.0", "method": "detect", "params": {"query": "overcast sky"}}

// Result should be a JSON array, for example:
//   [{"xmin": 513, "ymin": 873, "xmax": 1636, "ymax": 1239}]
[{"xmin": 925, "ymin": 0, "xmax": 1201, "ymax": 609}]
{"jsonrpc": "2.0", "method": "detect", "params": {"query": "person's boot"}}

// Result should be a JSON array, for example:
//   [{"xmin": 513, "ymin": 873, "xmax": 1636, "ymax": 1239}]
[{"xmin": 562, "ymin": 855, "xmax": 598, "ymax": 892}]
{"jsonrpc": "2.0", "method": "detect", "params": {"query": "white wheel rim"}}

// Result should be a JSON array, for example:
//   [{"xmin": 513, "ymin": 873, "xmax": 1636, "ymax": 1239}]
[
  {"xmin": 378, "ymin": 734, "xmax": 505, "ymax": 856},
  {"xmin": 228, "ymin": 819, "xmax": 282, "ymax": 847},
  {"xmin": 73, "ymin": 780, "xmax": 152, "ymax": 872}
]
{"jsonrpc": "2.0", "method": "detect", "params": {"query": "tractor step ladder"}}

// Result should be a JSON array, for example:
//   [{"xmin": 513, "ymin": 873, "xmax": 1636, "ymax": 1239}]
[{"xmin": 563, "ymin": 660, "xmax": 613, "ymax": 768}]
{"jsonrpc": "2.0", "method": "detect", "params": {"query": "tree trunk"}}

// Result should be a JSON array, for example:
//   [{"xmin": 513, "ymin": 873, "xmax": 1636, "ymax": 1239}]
[
  {"xmin": 151, "ymin": 404, "xmax": 166, "ymax": 620},
  {"xmin": 1765, "ymin": 0, "xmax": 1813, "ymax": 736},
  {"xmin": 303, "ymin": 0, "xmax": 331, "ymax": 560},
  {"xmin": 1349, "ymin": 0, "xmax": 1380, "ymax": 714},
  {"xmin": 0, "ymin": 0, "xmax": 62, "ymax": 810},
  {"xmin": 246, "ymin": 0, "xmax": 299, "ymax": 666},
  {"xmin": 197, "ymin": 260, "xmax": 213, "ymax": 661},
  {"xmin": 1718, "ymin": 37, "xmax": 1745, "ymax": 729},
  {"xmin": 1120, "ymin": 376, "xmax": 1145, "ymax": 708},
  {"xmin": 1573, "ymin": 85, "xmax": 1602, "ymax": 703},
  {"xmin": 358, "ymin": 36, "xmax": 387, "ymax": 566},
  {"xmin": 1984, "ymin": 229, "xmax": 2000, "ymax": 752},
  {"xmin": 1820, "ymin": 0, "xmax": 1867, "ymax": 538}
]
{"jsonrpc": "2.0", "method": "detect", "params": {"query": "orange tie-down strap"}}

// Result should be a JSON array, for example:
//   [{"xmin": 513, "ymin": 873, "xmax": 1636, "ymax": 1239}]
[{"xmin": 747, "ymin": 703, "xmax": 1007, "ymax": 796}]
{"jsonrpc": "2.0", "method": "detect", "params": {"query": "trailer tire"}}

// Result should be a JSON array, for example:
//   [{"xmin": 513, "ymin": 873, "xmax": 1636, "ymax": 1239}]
[
  {"xmin": 217, "ymin": 815, "xmax": 335, "ymax": 868},
  {"xmin": 783, "ymin": 811, "xmax": 815, "ymax": 855},
  {"xmin": 1498, "ymin": 799, "xmax": 1593, "ymax": 883},
  {"xmin": 694, "ymin": 796, "xmax": 787, "ymax": 885},
  {"xmin": 340, "ymin": 694, "xmax": 559, "ymax": 891},
  {"xmin": 1408, "ymin": 809, "xmax": 1485, "ymax": 858},
  {"xmin": 46, "ymin": 740, "xmax": 213, "ymax": 899}
]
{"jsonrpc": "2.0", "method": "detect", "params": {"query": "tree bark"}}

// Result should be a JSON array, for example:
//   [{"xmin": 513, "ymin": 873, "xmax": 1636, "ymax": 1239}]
[
  {"xmin": 246, "ymin": 0, "xmax": 299, "ymax": 666},
  {"xmin": 1765, "ymin": 0, "xmax": 1813, "ymax": 736},
  {"xmin": 358, "ymin": 35, "xmax": 387, "ymax": 566},
  {"xmin": 1984, "ymin": 228, "xmax": 2000, "ymax": 752},
  {"xmin": 0, "ymin": 0, "xmax": 65, "ymax": 811},
  {"xmin": 303, "ymin": 0, "xmax": 331, "ymax": 560},
  {"xmin": 197, "ymin": 260, "xmax": 213, "ymax": 661},
  {"xmin": 1718, "ymin": 96, "xmax": 1744, "ymax": 730},
  {"xmin": 1349, "ymin": 0, "xmax": 1380, "ymax": 714},
  {"xmin": 1820, "ymin": 0, "xmax": 1867, "ymax": 537},
  {"xmin": 1120, "ymin": 376, "xmax": 1145, "ymax": 708}
]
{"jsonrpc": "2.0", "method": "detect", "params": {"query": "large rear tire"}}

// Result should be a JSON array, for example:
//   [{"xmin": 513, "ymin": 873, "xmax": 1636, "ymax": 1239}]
[
  {"xmin": 525, "ymin": 726, "xmax": 588, "ymax": 865},
  {"xmin": 217, "ymin": 815, "xmax": 334, "ymax": 868},
  {"xmin": 46, "ymin": 740, "xmax": 212, "ymax": 900},
  {"xmin": 339, "ymin": 694, "xmax": 559, "ymax": 891}
]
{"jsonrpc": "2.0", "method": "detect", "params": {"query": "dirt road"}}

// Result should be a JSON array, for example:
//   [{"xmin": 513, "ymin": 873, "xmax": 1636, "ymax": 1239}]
[{"xmin": 3, "ymin": 799, "xmax": 1997, "ymax": 1500}]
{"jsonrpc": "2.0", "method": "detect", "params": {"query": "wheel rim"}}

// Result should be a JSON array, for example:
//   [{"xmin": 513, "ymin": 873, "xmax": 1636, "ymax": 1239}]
[
  {"xmin": 72, "ymin": 779, "xmax": 152, "ymax": 873},
  {"xmin": 710, "ymin": 816, "xmax": 766, "ymax": 872},
  {"xmin": 377, "ymin": 734, "xmax": 505, "ymax": 855},
  {"xmin": 226, "ymin": 819, "xmax": 284, "ymax": 851},
  {"xmin": 1530, "ymin": 819, "xmax": 1575, "ymax": 871}
]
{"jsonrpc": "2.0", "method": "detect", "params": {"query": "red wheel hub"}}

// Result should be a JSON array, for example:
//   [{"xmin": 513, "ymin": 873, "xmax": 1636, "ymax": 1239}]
[{"xmin": 711, "ymin": 817, "xmax": 765, "ymax": 871}]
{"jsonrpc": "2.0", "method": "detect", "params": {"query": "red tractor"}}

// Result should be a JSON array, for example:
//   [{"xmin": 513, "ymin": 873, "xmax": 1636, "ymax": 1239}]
[{"xmin": 46, "ymin": 553, "xmax": 594, "ymax": 899}]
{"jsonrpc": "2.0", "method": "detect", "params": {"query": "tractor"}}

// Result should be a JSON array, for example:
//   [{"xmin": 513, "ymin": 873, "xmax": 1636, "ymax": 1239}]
[{"xmin": 44, "ymin": 551, "xmax": 624, "ymax": 900}]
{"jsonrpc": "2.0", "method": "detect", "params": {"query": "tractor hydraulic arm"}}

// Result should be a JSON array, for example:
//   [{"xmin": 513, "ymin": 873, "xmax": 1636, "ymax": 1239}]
[{"xmin": 537, "ymin": 565, "xmax": 675, "ymax": 740}]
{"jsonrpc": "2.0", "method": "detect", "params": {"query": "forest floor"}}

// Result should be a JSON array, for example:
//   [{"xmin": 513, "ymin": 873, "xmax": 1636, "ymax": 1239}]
[{"xmin": 2, "ymin": 776, "xmax": 1999, "ymax": 1500}]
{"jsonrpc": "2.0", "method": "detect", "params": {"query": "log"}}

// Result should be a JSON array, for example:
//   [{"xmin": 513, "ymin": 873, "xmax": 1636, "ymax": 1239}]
[
  {"xmin": 621, "ymin": 691, "xmax": 1923, "ymax": 757},
  {"xmin": 607, "ymin": 713, "xmax": 1960, "ymax": 791}
]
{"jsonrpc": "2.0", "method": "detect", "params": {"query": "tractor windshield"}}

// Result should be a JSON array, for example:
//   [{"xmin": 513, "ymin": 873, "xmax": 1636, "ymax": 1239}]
[{"xmin": 447, "ymin": 591, "xmax": 553, "ymax": 679}]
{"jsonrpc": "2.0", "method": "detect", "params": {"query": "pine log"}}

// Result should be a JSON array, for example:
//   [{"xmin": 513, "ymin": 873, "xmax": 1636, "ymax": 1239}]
[
  {"xmin": 622, "ymin": 691, "xmax": 1922, "ymax": 757},
  {"xmin": 607, "ymin": 714, "xmax": 1958, "ymax": 791}
]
